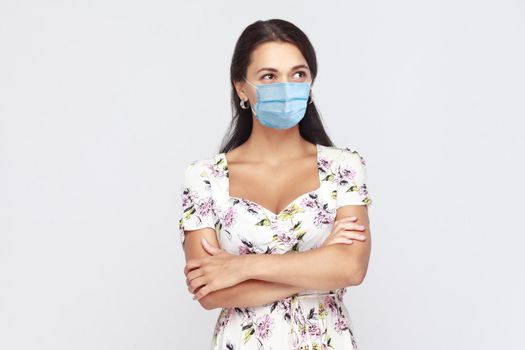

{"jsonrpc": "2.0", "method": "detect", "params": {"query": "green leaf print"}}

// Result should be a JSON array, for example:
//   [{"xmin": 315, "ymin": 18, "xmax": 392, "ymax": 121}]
[
  {"xmin": 255, "ymin": 218, "xmax": 272, "ymax": 226},
  {"xmin": 241, "ymin": 324, "xmax": 255, "ymax": 344}
]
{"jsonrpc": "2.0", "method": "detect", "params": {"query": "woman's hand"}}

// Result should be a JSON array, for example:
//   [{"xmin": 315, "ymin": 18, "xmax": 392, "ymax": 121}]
[
  {"xmin": 184, "ymin": 238, "xmax": 248, "ymax": 301},
  {"xmin": 321, "ymin": 216, "xmax": 367, "ymax": 247}
]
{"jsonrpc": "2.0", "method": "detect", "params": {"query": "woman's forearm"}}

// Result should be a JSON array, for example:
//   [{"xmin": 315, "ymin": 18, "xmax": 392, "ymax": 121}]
[
  {"xmin": 199, "ymin": 279, "xmax": 304, "ymax": 310},
  {"xmin": 241, "ymin": 244, "xmax": 366, "ymax": 290}
]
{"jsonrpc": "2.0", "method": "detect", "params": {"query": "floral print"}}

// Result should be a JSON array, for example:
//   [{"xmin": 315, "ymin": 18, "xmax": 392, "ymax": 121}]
[{"xmin": 179, "ymin": 144, "xmax": 372, "ymax": 349}]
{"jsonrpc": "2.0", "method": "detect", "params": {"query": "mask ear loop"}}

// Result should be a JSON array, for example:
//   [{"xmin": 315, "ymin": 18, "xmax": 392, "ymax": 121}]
[
  {"xmin": 244, "ymin": 78, "xmax": 257, "ymax": 88},
  {"xmin": 243, "ymin": 79, "xmax": 257, "ymax": 115}
]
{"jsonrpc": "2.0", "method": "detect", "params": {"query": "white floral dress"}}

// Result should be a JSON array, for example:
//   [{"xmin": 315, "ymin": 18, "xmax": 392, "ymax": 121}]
[{"xmin": 178, "ymin": 144, "xmax": 373, "ymax": 350}]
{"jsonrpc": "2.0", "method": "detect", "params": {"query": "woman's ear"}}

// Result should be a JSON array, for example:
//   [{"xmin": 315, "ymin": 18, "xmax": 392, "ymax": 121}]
[{"xmin": 233, "ymin": 80, "xmax": 247, "ymax": 100}]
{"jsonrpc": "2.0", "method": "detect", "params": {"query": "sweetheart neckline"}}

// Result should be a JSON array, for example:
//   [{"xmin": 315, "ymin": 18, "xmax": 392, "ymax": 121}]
[
  {"xmin": 228, "ymin": 187, "xmax": 321, "ymax": 217},
  {"xmin": 219, "ymin": 144, "xmax": 323, "ymax": 217}
]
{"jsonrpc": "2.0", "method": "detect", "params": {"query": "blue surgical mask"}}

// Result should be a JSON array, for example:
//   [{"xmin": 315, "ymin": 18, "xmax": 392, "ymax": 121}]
[{"xmin": 244, "ymin": 79, "xmax": 311, "ymax": 129}]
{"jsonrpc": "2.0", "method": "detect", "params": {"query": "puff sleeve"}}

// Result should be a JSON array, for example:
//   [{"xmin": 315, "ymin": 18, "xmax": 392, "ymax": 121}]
[
  {"xmin": 334, "ymin": 148, "xmax": 373, "ymax": 208},
  {"xmin": 178, "ymin": 160, "xmax": 218, "ymax": 247}
]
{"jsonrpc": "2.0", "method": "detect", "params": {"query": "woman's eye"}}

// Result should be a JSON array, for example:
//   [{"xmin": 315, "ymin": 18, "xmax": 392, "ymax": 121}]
[
  {"xmin": 261, "ymin": 71, "xmax": 307, "ymax": 81},
  {"xmin": 294, "ymin": 71, "xmax": 307, "ymax": 78}
]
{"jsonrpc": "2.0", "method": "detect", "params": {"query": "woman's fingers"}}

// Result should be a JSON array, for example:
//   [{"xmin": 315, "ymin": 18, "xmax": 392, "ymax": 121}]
[
  {"xmin": 188, "ymin": 276, "xmax": 207, "ymax": 294},
  {"xmin": 327, "ymin": 231, "xmax": 366, "ymax": 245},
  {"xmin": 326, "ymin": 223, "xmax": 367, "ymax": 244},
  {"xmin": 323, "ymin": 217, "xmax": 367, "ymax": 246},
  {"xmin": 334, "ymin": 216, "xmax": 358, "ymax": 225},
  {"xmin": 328, "ymin": 237, "xmax": 354, "ymax": 245},
  {"xmin": 335, "ymin": 221, "xmax": 367, "ymax": 233},
  {"xmin": 337, "ymin": 231, "xmax": 367, "ymax": 241},
  {"xmin": 334, "ymin": 217, "xmax": 363, "ymax": 231},
  {"xmin": 324, "ymin": 232, "xmax": 367, "ymax": 246}
]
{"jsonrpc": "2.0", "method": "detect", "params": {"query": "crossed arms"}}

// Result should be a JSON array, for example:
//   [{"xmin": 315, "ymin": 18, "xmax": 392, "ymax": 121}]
[{"xmin": 182, "ymin": 205, "xmax": 371, "ymax": 310}]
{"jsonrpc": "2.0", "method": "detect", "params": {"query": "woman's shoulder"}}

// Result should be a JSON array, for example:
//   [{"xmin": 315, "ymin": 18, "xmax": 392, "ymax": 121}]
[
  {"xmin": 182, "ymin": 153, "xmax": 226, "ymax": 182},
  {"xmin": 319, "ymin": 144, "xmax": 368, "ymax": 166}
]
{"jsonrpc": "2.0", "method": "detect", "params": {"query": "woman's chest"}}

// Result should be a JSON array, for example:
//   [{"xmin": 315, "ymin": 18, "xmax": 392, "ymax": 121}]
[
  {"xmin": 212, "ymin": 186, "xmax": 338, "ymax": 255},
  {"xmin": 203, "ymin": 144, "xmax": 343, "ymax": 255}
]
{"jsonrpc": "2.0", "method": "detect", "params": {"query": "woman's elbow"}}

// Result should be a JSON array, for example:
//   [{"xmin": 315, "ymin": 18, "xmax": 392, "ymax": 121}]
[
  {"xmin": 346, "ymin": 263, "xmax": 368, "ymax": 286},
  {"xmin": 196, "ymin": 294, "xmax": 217, "ymax": 310}
]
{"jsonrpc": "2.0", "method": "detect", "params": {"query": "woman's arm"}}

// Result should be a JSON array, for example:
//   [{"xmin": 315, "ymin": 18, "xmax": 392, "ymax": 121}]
[
  {"xmin": 198, "ymin": 279, "xmax": 303, "ymax": 310},
  {"xmin": 183, "ymin": 227, "xmax": 304, "ymax": 310},
  {"xmin": 184, "ymin": 206, "xmax": 371, "ymax": 305},
  {"xmin": 241, "ymin": 205, "xmax": 372, "ymax": 290}
]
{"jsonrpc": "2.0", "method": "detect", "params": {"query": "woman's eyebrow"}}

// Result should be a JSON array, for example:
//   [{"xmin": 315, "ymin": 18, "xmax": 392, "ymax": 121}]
[{"xmin": 256, "ymin": 64, "xmax": 310, "ymax": 74}]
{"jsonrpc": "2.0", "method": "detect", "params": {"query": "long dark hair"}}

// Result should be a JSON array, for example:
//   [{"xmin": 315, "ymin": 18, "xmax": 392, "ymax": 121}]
[{"xmin": 218, "ymin": 19, "xmax": 335, "ymax": 153}]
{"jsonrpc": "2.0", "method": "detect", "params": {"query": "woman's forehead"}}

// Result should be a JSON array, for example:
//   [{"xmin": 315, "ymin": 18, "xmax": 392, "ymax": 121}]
[{"xmin": 249, "ymin": 43, "xmax": 307, "ymax": 73}]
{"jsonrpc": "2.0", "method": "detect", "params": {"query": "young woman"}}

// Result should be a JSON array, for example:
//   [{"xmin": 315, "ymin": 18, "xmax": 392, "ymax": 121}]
[{"xmin": 179, "ymin": 19, "xmax": 373, "ymax": 350}]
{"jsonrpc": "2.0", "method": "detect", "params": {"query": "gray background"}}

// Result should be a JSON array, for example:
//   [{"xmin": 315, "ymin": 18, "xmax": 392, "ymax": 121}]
[{"xmin": 1, "ymin": 0, "xmax": 524, "ymax": 349}]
